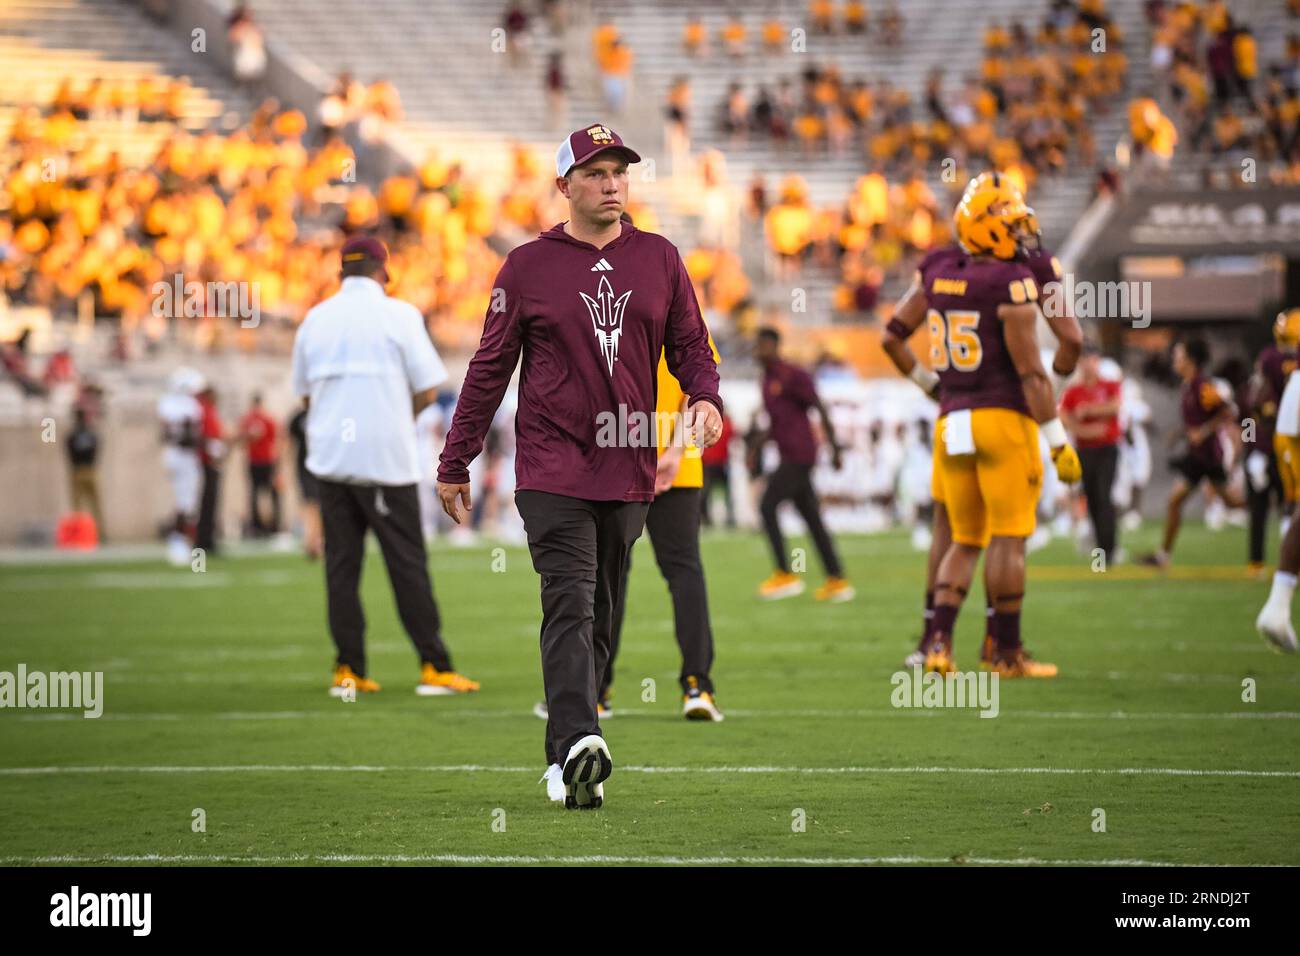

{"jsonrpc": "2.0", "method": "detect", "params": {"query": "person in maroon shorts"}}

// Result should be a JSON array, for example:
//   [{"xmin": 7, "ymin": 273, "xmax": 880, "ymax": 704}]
[
  {"xmin": 1141, "ymin": 338, "xmax": 1245, "ymax": 568},
  {"xmin": 750, "ymin": 326, "xmax": 853, "ymax": 603}
]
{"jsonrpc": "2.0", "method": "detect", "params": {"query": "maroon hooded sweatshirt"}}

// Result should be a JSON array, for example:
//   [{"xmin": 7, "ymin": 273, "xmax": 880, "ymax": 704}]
[{"xmin": 438, "ymin": 220, "xmax": 722, "ymax": 502}]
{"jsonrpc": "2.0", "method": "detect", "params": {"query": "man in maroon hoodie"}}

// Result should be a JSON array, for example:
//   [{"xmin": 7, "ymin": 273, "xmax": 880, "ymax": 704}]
[{"xmin": 436, "ymin": 125, "xmax": 723, "ymax": 809}]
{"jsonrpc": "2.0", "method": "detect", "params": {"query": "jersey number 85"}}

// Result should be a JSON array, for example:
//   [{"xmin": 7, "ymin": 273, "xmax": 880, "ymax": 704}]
[{"xmin": 927, "ymin": 309, "xmax": 983, "ymax": 372}]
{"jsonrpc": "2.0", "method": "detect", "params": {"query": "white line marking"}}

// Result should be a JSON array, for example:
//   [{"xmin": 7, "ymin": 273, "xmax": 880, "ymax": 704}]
[
  {"xmin": 1, "ymin": 764, "xmax": 1295, "ymax": 778},
  {"xmin": 11, "ymin": 709, "xmax": 1299, "ymax": 723},
  {"xmin": 0, "ymin": 853, "xmax": 1283, "ymax": 867}
]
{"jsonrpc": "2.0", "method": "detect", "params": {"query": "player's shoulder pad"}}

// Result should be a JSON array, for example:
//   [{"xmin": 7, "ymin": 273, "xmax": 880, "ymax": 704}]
[
  {"xmin": 1025, "ymin": 246, "xmax": 1064, "ymax": 287},
  {"xmin": 990, "ymin": 259, "xmax": 1039, "ymax": 306},
  {"xmin": 917, "ymin": 243, "xmax": 960, "ymax": 278}
]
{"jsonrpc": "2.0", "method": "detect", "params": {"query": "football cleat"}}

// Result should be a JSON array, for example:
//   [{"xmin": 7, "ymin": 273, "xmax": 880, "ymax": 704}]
[
  {"xmin": 682, "ymin": 679, "xmax": 724, "ymax": 722},
  {"xmin": 978, "ymin": 635, "xmax": 996, "ymax": 671},
  {"xmin": 922, "ymin": 638, "xmax": 957, "ymax": 675},
  {"xmin": 562, "ymin": 735, "xmax": 611, "ymax": 810},
  {"xmin": 989, "ymin": 648, "xmax": 1058, "ymax": 678},
  {"xmin": 814, "ymin": 577, "xmax": 856, "ymax": 602},
  {"xmin": 1138, "ymin": 550, "xmax": 1169, "ymax": 569},
  {"xmin": 329, "ymin": 664, "xmax": 380, "ymax": 696},
  {"xmin": 540, "ymin": 763, "xmax": 565, "ymax": 803},
  {"xmin": 758, "ymin": 571, "xmax": 805, "ymax": 600},
  {"xmin": 1255, "ymin": 602, "xmax": 1299, "ymax": 654},
  {"xmin": 903, "ymin": 647, "xmax": 926, "ymax": 668},
  {"xmin": 416, "ymin": 663, "xmax": 480, "ymax": 695}
]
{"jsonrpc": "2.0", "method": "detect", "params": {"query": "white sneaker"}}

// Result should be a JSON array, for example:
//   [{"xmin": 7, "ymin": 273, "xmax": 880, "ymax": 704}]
[
  {"xmin": 540, "ymin": 763, "xmax": 565, "ymax": 803},
  {"xmin": 903, "ymin": 648, "xmax": 925, "ymax": 668},
  {"xmin": 683, "ymin": 689, "xmax": 724, "ymax": 721},
  {"xmin": 561, "ymin": 734, "xmax": 611, "ymax": 810},
  {"xmin": 532, "ymin": 701, "xmax": 549, "ymax": 720},
  {"xmin": 1255, "ymin": 602, "xmax": 1299, "ymax": 653}
]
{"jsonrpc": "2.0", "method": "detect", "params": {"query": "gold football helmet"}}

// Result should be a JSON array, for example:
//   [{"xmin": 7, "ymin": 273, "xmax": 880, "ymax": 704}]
[
  {"xmin": 955, "ymin": 172, "xmax": 1040, "ymax": 257},
  {"xmin": 1275, "ymin": 308, "xmax": 1300, "ymax": 350}
]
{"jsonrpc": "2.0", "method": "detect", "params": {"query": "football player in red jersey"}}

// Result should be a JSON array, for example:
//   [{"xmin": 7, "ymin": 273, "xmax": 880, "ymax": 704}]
[
  {"xmin": 1140, "ymin": 338, "xmax": 1246, "ymax": 569},
  {"xmin": 891, "ymin": 174, "xmax": 1081, "ymax": 673},
  {"xmin": 882, "ymin": 174, "xmax": 1081, "ymax": 677}
]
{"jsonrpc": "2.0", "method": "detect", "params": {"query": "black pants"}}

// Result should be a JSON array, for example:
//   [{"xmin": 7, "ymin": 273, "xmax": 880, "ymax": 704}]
[
  {"xmin": 700, "ymin": 462, "xmax": 735, "ymax": 527},
  {"xmin": 515, "ymin": 490, "xmax": 648, "ymax": 766},
  {"xmin": 196, "ymin": 464, "xmax": 220, "ymax": 552},
  {"xmin": 319, "ymin": 479, "xmax": 452, "ymax": 677},
  {"xmin": 1247, "ymin": 449, "xmax": 1285, "ymax": 564},
  {"xmin": 248, "ymin": 463, "xmax": 280, "ymax": 534},
  {"xmin": 1079, "ymin": 444, "xmax": 1119, "ymax": 560},
  {"xmin": 604, "ymin": 487, "xmax": 715, "ymax": 699},
  {"xmin": 759, "ymin": 461, "xmax": 843, "ymax": 577}
]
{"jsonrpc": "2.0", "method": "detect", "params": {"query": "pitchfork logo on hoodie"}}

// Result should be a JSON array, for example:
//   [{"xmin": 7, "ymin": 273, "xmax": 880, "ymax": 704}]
[{"xmin": 580, "ymin": 274, "xmax": 632, "ymax": 376}]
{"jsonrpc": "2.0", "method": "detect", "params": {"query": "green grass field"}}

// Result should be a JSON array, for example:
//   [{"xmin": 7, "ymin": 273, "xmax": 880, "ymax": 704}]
[{"xmin": 1, "ymin": 523, "xmax": 1298, "ymax": 866}]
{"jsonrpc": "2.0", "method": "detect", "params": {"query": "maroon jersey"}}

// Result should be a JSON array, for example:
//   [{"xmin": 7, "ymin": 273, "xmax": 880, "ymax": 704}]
[
  {"xmin": 761, "ymin": 358, "xmax": 819, "ymax": 466},
  {"xmin": 1181, "ymin": 374, "xmax": 1229, "ymax": 464},
  {"xmin": 438, "ymin": 220, "xmax": 722, "ymax": 503},
  {"xmin": 1251, "ymin": 344, "xmax": 1296, "ymax": 447},
  {"xmin": 1258, "ymin": 345, "xmax": 1298, "ymax": 410},
  {"xmin": 917, "ymin": 245, "xmax": 1037, "ymax": 417},
  {"xmin": 1023, "ymin": 246, "xmax": 1064, "ymax": 297}
]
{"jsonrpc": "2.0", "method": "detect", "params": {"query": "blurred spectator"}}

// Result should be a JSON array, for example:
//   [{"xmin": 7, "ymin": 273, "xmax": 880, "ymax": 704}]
[
  {"xmin": 599, "ymin": 38, "xmax": 633, "ymax": 115},
  {"xmin": 721, "ymin": 14, "xmax": 747, "ymax": 57},
  {"xmin": 880, "ymin": 3, "xmax": 904, "ymax": 46},
  {"xmin": 240, "ymin": 393, "xmax": 280, "ymax": 536},
  {"xmin": 683, "ymin": 14, "xmax": 707, "ymax": 56},
  {"xmin": 65, "ymin": 407, "xmax": 104, "ymax": 539},
  {"xmin": 195, "ymin": 386, "xmax": 226, "ymax": 554},
  {"xmin": 665, "ymin": 76, "xmax": 691, "ymax": 171},
  {"xmin": 226, "ymin": 4, "xmax": 267, "ymax": 88},
  {"xmin": 700, "ymin": 413, "xmax": 735, "ymax": 528},
  {"xmin": 545, "ymin": 52, "xmax": 568, "ymax": 130},
  {"xmin": 503, "ymin": 3, "xmax": 530, "ymax": 67},
  {"xmin": 288, "ymin": 406, "xmax": 322, "ymax": 559},
  {"xmin": 1, "ymin": 329, "xmax": 46, "ymax": 397},
  {"xmin": 1061, "ymin": 348, "xmax": 1123, "ymax": 564}
]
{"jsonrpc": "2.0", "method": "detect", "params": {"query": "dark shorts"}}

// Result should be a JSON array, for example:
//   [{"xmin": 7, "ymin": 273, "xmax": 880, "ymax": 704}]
[{"xmin": 1170, "ymin": 454, "xmax": 1228, "ymax": 488}]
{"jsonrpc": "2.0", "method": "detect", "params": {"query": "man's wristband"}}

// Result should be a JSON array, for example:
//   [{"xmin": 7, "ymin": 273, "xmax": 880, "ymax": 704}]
[
  {"xmin": 1041, "ymin": 418, "xmax": 1068, "ymax": 449},
  {"xmin": 885, "ymin": 318, "xmax": 911, "ymax": 339}
]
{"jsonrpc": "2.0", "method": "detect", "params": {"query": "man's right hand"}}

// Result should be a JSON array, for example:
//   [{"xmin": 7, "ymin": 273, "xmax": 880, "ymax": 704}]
[{"xmin": 436, "ymin": 481, "xmax": 472, "ymax": 524}]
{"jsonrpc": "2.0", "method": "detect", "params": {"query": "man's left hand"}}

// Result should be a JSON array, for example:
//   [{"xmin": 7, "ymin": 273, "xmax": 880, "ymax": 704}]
[{"xmin": 687, "ymin": 400, "xmax": 723, "ymax": 449}]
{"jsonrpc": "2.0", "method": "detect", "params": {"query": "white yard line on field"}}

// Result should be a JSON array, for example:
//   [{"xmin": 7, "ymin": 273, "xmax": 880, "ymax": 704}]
[
  {"xmin": 0, "ymin": 852, "xmax": 1283, "ymax": 867},
  {"xmin": 10, "ymin": 708, "xmax": 1300, "ymax": 723},
  {"xmin": 0, "ymin": 764, "xmax": 1295, "ymax": 778}
]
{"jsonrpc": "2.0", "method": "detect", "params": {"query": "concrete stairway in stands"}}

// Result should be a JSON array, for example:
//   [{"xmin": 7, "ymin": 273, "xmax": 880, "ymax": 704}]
[{"xmin": 0, "ymin": 0, "xmax": 259, "ymax": 161}]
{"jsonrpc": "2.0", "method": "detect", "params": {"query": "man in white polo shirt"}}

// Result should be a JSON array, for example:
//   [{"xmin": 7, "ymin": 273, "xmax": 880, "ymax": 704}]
[{"xmin": 292, "ymin": 236, "xmax": 479, "ymax": 696}]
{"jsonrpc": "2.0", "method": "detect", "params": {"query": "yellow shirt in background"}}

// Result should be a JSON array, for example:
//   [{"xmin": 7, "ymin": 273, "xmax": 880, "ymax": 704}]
[{"xmin": 656, "ymin": 335, "xmax": 720, "ymax": 490}]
